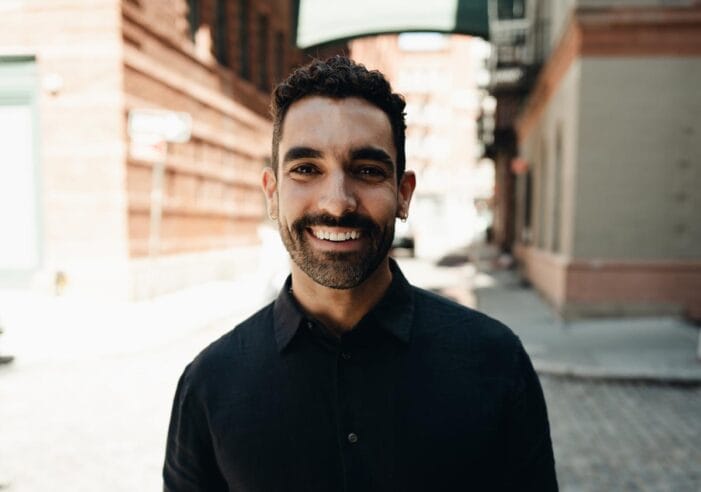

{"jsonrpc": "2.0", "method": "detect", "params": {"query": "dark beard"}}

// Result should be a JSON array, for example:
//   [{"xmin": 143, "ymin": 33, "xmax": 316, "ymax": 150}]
[{"xmin": 279, "ymin": 212, "xmax": 394, "ymax": 289}]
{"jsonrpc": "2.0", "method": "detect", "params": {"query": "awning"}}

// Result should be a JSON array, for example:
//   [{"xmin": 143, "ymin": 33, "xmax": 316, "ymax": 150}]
[{"xmin": 294, "ymin": 0, "xmax": 490, "ymax": 49}]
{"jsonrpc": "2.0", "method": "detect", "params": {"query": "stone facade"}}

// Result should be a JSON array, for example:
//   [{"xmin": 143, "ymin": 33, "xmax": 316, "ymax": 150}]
[{"xmin": 512, "ymin": 1, "xmax": 701, "ymax": 320}]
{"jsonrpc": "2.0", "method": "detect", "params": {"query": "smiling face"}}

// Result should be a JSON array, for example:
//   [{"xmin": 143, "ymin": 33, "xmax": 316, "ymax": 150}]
[{"xmin": 262, "ymin": 96, "xmax": 415, "ymax": 290}]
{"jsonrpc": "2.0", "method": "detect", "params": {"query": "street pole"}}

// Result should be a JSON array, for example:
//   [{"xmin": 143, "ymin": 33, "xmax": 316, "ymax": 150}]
[
  {"xmin": 148, "ymin": 140, "xmax": 167, "ymax": 298},
  {"xmin": 127, "ymin": 109, "xmax": 191, "ymax": 299}
]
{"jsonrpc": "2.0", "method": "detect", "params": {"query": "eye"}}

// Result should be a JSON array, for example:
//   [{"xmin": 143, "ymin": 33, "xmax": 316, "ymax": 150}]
[
  {"xmin": 355, "ymin": 165, "xmax": 389, "ymax": 181},
  {"xmin": 289, "ymin": 163, "xmax": 320, "ymax": 178}
]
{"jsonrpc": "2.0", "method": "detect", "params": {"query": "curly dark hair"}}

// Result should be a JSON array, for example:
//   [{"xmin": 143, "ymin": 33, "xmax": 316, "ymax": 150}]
[{"xmin": 270, "ymin": 56, "xmax": 407, "ymax": 181}]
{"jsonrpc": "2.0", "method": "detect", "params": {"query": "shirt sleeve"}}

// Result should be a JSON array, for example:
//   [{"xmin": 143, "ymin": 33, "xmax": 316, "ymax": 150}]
[
  {"xmin": 163, "ymin": 365, "xmax": 228, "ymax": 492},
  {"xmin": 503, "ymin": 341, "xmax": 559, "ymax": 491}
]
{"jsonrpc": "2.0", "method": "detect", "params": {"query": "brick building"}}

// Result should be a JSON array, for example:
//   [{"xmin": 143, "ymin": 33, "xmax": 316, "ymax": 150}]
[{"xmin": 0, "ymin": 0, "xmax": 302, "ymax": 299}]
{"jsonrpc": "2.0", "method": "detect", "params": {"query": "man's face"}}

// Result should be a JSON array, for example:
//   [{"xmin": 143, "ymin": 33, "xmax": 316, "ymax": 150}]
[{"xmin": 262, "ymin": 96, "xmax": 415, "ymax": 289}]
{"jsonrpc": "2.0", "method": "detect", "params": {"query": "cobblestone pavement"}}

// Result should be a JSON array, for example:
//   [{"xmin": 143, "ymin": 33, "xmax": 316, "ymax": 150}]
[
  {"xmin": 1, "ymin": 320, "xmax": 700, "ymax": 491},
  {"xmin": 541, "ymin": 376, "xmax": 701, "ymax": 492}
]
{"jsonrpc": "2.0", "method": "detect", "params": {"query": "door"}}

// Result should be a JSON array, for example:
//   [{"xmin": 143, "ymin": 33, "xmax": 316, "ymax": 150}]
[{"xmin": 0, "ymin": 57, "xmax": 41, "ymax": 282}]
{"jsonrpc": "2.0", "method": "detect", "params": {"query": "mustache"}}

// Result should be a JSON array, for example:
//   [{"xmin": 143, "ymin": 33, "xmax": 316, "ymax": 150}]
[{"xmin": 292, "ymin": 212, "xmax": 379, "ymax": 234}]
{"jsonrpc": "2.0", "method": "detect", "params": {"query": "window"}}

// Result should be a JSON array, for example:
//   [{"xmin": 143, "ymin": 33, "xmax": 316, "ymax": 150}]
[
  {"xmin": 523, "ymin": 170, "xmax": 533, "ymax": 244},
  {"xmin": 187, "ymin": 0, "xmax": 201, "ymax": 42},
  {"xmin": 537, "ymin": 139, "xmax": 548, "ymax": 249},
  {"xmin": 497, "ymin": 0, "xmax": 525, "ymax": 20},
  {"xmin": 215, "ymin": 0, "xmax": 229, "ymax": 66},
  {"xmin": 239, "ymin": 0, "xmax": 250, "ymax": 79},
  {"xmin": 552, "ymin": 125, "xmax": 564, "ymax": 253},
  {"xmin": 257, "ymin": 14, "xmax": 269, "ymax": 91}
]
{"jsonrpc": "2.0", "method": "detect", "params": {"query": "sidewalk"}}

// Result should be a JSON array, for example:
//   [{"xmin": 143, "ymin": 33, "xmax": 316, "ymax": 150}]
[
  {"xmin": 3, "ymin": 252, "xmax": 700, "ymax": 384},
  {"xmin": 472, "ymin": 260, "xmax": 701, "ymax": 384},
  {"xmin": 0, "ymin": 275, "xmax": 270, "ymax": 368}
]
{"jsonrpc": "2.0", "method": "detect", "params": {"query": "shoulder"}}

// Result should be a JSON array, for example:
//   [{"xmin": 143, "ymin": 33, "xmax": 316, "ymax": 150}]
[
  {"xmin": 412, "ymin": 285, "xmax": 516, "ymax": 339},
  {"xmin": 410, "ymin": 286, "xmax": 523, "ymax": 365},
  {"xmin": 180, "ymin": 302, "xmax": 276, "ymax": 389}
]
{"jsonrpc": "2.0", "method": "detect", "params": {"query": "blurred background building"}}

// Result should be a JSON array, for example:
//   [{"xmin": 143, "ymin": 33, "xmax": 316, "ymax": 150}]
[
  {"xmin": 486, "ymin": 0, "xmax": 701, "ymax": 320},
  {"xmin": 0, "ymin": 0, "xmax": 302, "ymax": 299},
  {"xmin": 351, "ymin": 33, "xmax": 493, "ymax": 259},
  {"xmin": 1, "ymin": 0, "xmax": 699, "ymax": 321}
]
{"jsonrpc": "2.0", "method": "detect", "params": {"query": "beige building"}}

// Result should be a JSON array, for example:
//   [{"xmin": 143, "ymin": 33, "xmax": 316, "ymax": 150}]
[
  {"xmin": 490, "ymin": 0, "xmax": 701, "ymax": 320},
  {"xmin": 0, "ymin": 0, "xmax": 302, "ymax": 299}
]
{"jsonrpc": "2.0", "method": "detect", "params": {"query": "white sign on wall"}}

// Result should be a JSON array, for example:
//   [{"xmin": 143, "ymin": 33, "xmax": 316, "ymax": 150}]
[{"xmin": 128, "ymin": 109, "xmax": 192, "ymax": 143}]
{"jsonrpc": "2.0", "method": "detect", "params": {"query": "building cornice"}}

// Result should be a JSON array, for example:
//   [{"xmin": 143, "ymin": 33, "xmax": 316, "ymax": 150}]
[{"xmin": 516, "ymin": 4, "xmax": 701, "ymax": 141}]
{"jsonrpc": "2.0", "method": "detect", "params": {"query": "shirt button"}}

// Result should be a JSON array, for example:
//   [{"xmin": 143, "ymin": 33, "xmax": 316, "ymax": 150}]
[
  {"xmin": 306, "ymin": 321, "xmax": 313, "ymax": 329},
  {"xmin": 347, "ymin": 432, "xmax": 358, "ymax": 444},
  {"xmin": 341, "ymin": 351, "xmax": 352, "ymax": 361}
]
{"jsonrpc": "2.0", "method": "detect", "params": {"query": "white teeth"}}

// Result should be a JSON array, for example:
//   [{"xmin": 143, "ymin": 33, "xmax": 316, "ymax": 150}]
[{"xmin": 313, "ymin": 230, "xmax": 361, "ymax": 241}]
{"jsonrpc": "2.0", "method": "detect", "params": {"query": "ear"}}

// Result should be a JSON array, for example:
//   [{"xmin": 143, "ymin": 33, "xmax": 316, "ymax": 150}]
[
  {"xmin": 397, "ymin": 170, "xmax": 416, "ymax": 219},
  {"xmin": 261, "ymin": 167, "xmax": 278, "ymax": 219}
]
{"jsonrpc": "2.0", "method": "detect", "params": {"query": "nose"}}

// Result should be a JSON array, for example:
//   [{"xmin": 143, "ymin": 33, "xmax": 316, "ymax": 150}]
[{"xmin": 318, "ymin": 170, "xmax": 357, "ymax": 217}]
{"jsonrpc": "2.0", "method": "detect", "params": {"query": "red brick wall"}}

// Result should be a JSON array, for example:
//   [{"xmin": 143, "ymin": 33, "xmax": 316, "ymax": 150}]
[
  {"xmin": 0, "ymin": 0, "xmax": 303, "ymax": 297},
  {"xmin": 121, "ymin": 0, "xmax": 302, "ymax": 258}
]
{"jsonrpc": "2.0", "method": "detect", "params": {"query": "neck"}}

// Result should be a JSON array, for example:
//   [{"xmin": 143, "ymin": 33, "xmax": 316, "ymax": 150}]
[{"xmin": 289, "ymin": 259, "xmax": 393, "ymax": 337}]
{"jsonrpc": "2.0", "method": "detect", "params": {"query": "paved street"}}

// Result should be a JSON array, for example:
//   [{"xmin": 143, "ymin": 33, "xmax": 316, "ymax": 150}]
[
  {"xmin": 542, "ymin": 376, "xmax": 701, "ymax": 491},
  {"xmin": 2, "ymin": 323, "xmax": 700, "ymax": 491}
]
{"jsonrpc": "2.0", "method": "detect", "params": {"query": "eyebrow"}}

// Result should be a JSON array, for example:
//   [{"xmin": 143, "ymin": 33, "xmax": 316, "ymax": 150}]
[
  {"xmin": 350, "ymin": 147, "xmax": 395, "ymax": 172},
  {"xmin": 282, "ymin": 145, "xmax": 395, "ymax": 172},
  {"xmin": 282, "ymin": 146, "xmax": 322, "ymax": 165}
]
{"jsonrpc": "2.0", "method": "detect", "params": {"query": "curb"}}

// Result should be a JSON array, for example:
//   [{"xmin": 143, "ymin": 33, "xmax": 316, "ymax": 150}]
[{"xmin": 532, "ymin": 358, "xmax": 701, "ymax": 386}]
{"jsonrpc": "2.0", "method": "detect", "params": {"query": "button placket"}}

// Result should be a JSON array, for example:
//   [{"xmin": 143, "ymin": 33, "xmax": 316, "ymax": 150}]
[{"xmin": 339, "ymin": 347, "xmax": 357, "ymax": 448}]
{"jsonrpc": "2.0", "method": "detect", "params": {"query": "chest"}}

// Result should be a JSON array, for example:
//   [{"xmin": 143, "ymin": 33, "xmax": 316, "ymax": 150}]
[{"xmin": 207, "ymin": 344, "xmax": 510, "ymax": 491}]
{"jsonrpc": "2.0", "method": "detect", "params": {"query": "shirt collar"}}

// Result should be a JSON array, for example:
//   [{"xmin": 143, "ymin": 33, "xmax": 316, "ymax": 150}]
[{"xmin": 272, "ymin": 258, "xmax": 414, "ymax": 352}]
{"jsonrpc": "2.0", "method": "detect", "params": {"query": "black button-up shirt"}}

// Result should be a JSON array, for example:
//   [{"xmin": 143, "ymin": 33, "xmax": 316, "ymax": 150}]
[{"xmin": 164, "ymin": 262, "xmax": 557, "ymax": 491}]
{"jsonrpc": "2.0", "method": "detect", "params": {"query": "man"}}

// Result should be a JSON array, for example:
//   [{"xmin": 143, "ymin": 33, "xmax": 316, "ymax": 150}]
[{"xmin": 164, "ymin": 56, "xmax": 557, "ymax": 491}]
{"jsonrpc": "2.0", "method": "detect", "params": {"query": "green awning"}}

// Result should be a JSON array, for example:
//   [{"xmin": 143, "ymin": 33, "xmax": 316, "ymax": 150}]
[{"xmin": 295, "ymin": 0, "xmax": 490, "ymax": 49}]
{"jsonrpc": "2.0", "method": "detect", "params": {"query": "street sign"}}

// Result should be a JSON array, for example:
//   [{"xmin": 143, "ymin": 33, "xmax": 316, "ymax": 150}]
[
  {"xmin": 126, "ymin": 109, "xmax": 191, "ymax": 270},
  {"xmin": 128, "ymin": 109, "xmax": 192, "ymax": 143}
]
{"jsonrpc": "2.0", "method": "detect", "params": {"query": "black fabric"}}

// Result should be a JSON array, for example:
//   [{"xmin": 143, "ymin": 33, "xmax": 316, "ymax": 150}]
[{"xmin": 164, "ymin": 262, "xmax": 558, "ymax": 491}]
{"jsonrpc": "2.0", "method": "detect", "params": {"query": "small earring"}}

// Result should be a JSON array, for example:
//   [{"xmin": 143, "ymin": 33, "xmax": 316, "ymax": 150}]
[{"xmin": 269, "ymin": 212, "xmax": 277, "ymax": 221}]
